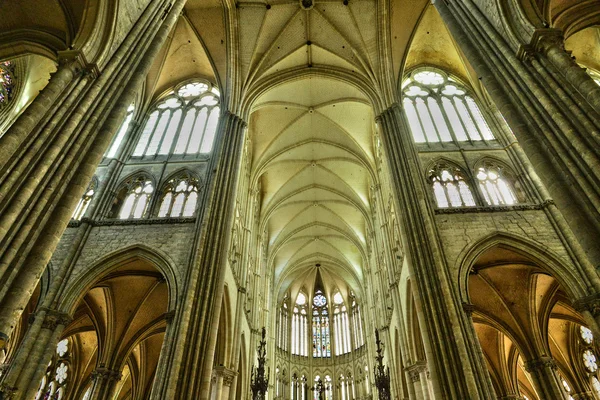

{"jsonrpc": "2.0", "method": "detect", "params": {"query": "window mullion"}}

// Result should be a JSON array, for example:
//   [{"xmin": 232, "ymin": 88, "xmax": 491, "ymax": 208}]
[
  {"xmin": 424, "ymin": 97, "xmax": 444, "ymax": 145},
  {"xmin": 167, "ymin": 105, "xmax": 187, "ymax": 157},
  {"xmin": 413, "ymin": 97, "xmax": 433, "ymax": 146},
  {"xmin": 154, "ymin": 109, "xmax": 174, "ymax": 157},
  {"xmin": 185, "ymin": 107, "xmax": 200, "ymax": 155},
  {"xmin": 142, "ymin": 111, "xmax": 161, "ymax": 156},
  {"xmin": 462, "ymin": 95, "xmax": 488, "ymax": 145},
  {"xmin": 437, "ymin": 96, "xmax": 461, "ymax": 145}
]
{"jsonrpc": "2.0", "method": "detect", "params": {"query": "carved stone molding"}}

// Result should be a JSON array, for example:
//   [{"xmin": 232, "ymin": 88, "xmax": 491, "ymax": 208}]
[
  {"xmin": 91, "ymin": 366, "xmax": 122, "ymax": 382},
  {"xmin": 213, "ymin": 366, "xmax": 238, "ymax": 387},
  {"xmin": 574, "ymin": 294, "xmax": 600, "ymax": 318},
  {"xmin": 572, "ymin": 392, "xmax": 595, "ymax": 400},
  {"xmin": 68, "ymin": 216, "xmax": 197, "ymax": 228},
  {"xmin": 40, "ymin": 309, "xmax": 72, "ymax": 331},
  {"xmin": 405, "ymin": 361, "xmax": 428, "ymax": 383},
  {"xmin": 523, "ymin": 356, "xmax": 557, "ymax": 372},
  {"xmin": 0, "ymin": 383, "xmax": 18, "ymax": 399},
  {"xmin": 435, "ymin": 201, "xmax": 553, "ymax": 215},
  {"xmin": 462, "ymin": 302, "xmax": 477, "ymax": 317}
]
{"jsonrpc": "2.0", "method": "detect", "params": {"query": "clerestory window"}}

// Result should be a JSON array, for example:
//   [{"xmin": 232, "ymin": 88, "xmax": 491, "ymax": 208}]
[
  {"xmin": 133, "ymin": 81, "xmax": 220, "ymax": 157},
  {"xmin": 402, "ymin": 69, "xmax": 495, "ymax": 145},
  {"xmin": 106, "ymin": 104, "xmax": 135, "ymax": 159}
]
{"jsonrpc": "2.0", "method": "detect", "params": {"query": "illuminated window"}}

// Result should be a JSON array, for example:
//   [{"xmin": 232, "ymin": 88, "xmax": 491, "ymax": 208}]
[
  {"xmin": 278, "ymin": 294, "xmax": 290, "ymax": 351},
  {"xmin": 111, "ymin": 175, "xmax": 154, "ymax": 219},
  {"xmin": 292, "ymin": 292, "xmax": 308, "ymax": 356},
  {"xmin": 0, "ymin": 61, "xmax": 15, "ymax": 105},
  {"xmin": 34, "ymin": 338, "xmax": 70, "ymax": 400},
  {"xmin": 475, "ymin": 162, "xmax": 518, "ymax": 206},
  {"xmin": 583, "ymin": 350, "xmax": 598, "ymax": 373},
  {"xmin": 351, "ymin": 293, "xmax": 365, "ymax": 349},
  {"xmin": 106, "ymin": 104, "xmax": 135, "ymax": 159},
  {"xmin": 429, "ymin": 163, "xmax": 476, "ymax": 208},
  {"xmin": 133, "ymin": 81, "xmax": 220, "ymax": 157},
  {"xmin": 312, "ymin": 290, "xmax": 331, "ymax": 358},
  {"xmin": 333, "ymin": 291, "xmax": 351, "ymax": 355},
  {"xmin": 72, "ymin": 179, "xmax": 97, "ymax": 220},
  {"xmin": 158, "ymin": 173, "xmax": 199, "ymax": 217},
  {"xmin": 402, "ymin": 69, "xmax": 495, "ymax": 144},
  {"xmin": 581, "ymin": 326, "xmax": 594, "ymax": 345}
]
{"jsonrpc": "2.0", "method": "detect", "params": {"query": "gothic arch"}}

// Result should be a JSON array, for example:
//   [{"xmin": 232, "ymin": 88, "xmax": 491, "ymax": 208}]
[
  {"xmin": 58, "ymin": 245, "xmax": 179, "ymax": 315},
  {"xmin": 456, "ymin": 232, "xmax": 588, "ymax": 305}
]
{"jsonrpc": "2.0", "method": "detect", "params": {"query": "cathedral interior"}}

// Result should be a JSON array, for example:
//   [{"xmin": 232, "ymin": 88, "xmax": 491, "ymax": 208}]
[{"xmin": 1, "ymin": 0, "xmax": 600, "ymax": 399}]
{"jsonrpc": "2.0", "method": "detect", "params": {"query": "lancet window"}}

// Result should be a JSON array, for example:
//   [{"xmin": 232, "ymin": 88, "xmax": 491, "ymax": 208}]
[
  {"xmin": 112, "ymin": 175, "xmax": 154, "ymax": 219},
  {"xmin": 278, "ymin": 295, "xmax": 290, "ymax": 351},
  {"xmin": 133, "ymin": 81, "xmax": 220, "ymax": 157},
  {"xmin": 402, "ymin": 68, "xmax": 495, "ymax": 145},
  {"xmin": 72, "ymin": 178, "xmax": 97, "ymax": 220},
  {"xmin": 475, "ymin": 162, "xmax": 518, "ymax": 206},
  {"xmin": 158, "ymin": 173, "xmax": 199, "ymax": 218},
  {"xmin": 333, "ymin": 291, "xmax": 351, "ymax": 355},
  {"xmin": 312, "ymin": 290, "xmax": 331, "ymax": 358},
  {"xmin": 34, "ymin": 338, "xmax": 71, "ymax": 400},
  {"xmin": 312, "ymin": 375, "xmax": 332, "ymax": 400},
  {"xmin": 291, "ymin": 293, "xmax": 308, "ymax": 356},
  {"xmin": 428, "ymin": 163, "xmax": 476, "ymax": 208},
  {"xmin": 106, "ymin": 104, "xmax": 135, "ymax": 158},
  {"xmin": 351, "ymin": 294, "xmax": 365, "ymax": 349}
]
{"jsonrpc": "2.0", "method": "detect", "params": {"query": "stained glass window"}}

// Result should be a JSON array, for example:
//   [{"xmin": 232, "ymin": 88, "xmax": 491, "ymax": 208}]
[
  {"xmin": 0, "ymin": 61, "xmax": 15, "ymax": 105},
  {"xmin": 133, "ymin": 81, "xmax": 220, "ymax": 157},
  {"xmin": 312, "ymin": 290, "xmax": 331, "ymax": 358},
  {"xmin": 476, "ymin": 162, "xmax": 518, "ymax": 206},
  {"xmin": 34, "ymin": 338, "xmax": 70, "ymax": 400},
  {"xmin": 583, "ymin": 350, "xmax": 598, "ymax": 372},
  {"xmin": 428, "ymin": 163, "xmax": 476, "ymax": 208},
  {"xmin": 158, "ymin": 173, "xmax": 199, "ymax": 218},
  {"xmin": 581, "ymin": 326, "xmax": 594, "ymax": 344},
  {"xmin": 402, "ymin": 68, "xmax": 495, "ymax": 145}
]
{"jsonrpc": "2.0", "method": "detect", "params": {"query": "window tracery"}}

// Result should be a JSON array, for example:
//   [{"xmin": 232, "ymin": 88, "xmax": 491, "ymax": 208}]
[
  {"xmin": 475, "ymin": 162, "xmax": 518, "ymax": 206},
  {"xmin": 402, "ymin": 68, "xmax": 495, "ymax": 145},
  {"xmin": 158, "ymin": 173, "xmax": 199, "ymax": 218},
  {"xmin": 0, "ymin": 61, "xmax": 15, "ymax": 105},
  {"xmin": 351, "ymin": 293, "xmax": 365, "ymax": 349},
  {"xmin": 72, "ymin": 179, "xmax": 97, "ymax": 221},
  {"xmin": 292, "ymin": 292, "xmax": 308, "ymax": 356},
  {"xmin": 312, "ymin": 290, "xmax": 331, "ymax": 358},
  {"xmin": 133, "ymin": 81, "xmax": 220, "ymax": 157},
  {"xmin": 112, "ymin": 175, "xmax": 154, "ymax": 219},
  {"xmin": 428, "ymin": 163, "xmax": 476, "ymax": 208},
  {"xmin": 332, "ymin": 291, "xmax": 351, "ymax": 356},
  {"xmin": 34, "ymin": 338, "xmax": 70, "ymax": 400}
]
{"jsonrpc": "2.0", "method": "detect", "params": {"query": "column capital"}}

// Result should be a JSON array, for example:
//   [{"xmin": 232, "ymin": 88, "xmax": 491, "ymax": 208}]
[
  {"xmin": 0, "ymin": 383, "xmax": 18, "ymax": 399},
  {"xmin": 462, "ymin": 302, "xmax": 477, "ymax": 316},
  {"xmin": 405, "ymin": 360, "xmax": 428, "ymax": 382},
  {"xmin": 213, "ymin": 366, "xmax": 238, "ymax": 386},
  {"xmin": 574, "ymin": 294, "xmax": 600, "ymax": 317},
  {"xmin": 91, "ymin": 366, "xmax": 122, "ymax": 382},
  {"xmin": 572, "ymin": 392, "xmax": 595, "ymax": 400},
  {"xmin": 523, "ymin": 356, "xmax": 557, "ymax": 372},
  {"xmin": 39, "ymin": 308, "xmax": 72, "ymax": 331},
  {"xmin": 56, "ymin": 50, "xmax": 100, "ymax": 78}
]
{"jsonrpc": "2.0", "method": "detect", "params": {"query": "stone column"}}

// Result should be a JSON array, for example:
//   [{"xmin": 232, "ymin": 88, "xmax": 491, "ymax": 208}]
[
  {"xmin": 376, "ymin": 105, "xmax": 495, "ymax": 399},
  {"xmin": 406, "ymin": 362, "xmax": 430, "ymax": 400},
  {"xmin": 154, "ymin": 112, "xmax": 248, "ymax": 400},
  {"xmin": 572, "ymin": 392, "xmax": 595, "ymax": 400},
  {"xmin": 0, "ymin": 308, "xmax": 71, "ymax": 400},
  {"xmin": 212, "ymin": 367, "xmax": 237, "ymax": 400},
  {"xmin": 0, "ymin": 0, "xmax": 178, "ymax": 350},
  {"xmin": 89, "ymin": 366, "xmax": 122, "ymax": 400},
  {"xmin": 432, "ymin": 0, "xmax": 600, "ymax": 267},
  {"xmin": 531, "ymin": 29, "xmax": 600, "ymax": 113},
  {"xmin": 523, "ymin": 357, "xmax": 567, "ymax": 400}
]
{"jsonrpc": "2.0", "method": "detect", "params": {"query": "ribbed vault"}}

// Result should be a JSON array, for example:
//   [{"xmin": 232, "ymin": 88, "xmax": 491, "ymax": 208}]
[{"xmin": 250, "ymin": 75, "xmax": 376, "ymax": 298}]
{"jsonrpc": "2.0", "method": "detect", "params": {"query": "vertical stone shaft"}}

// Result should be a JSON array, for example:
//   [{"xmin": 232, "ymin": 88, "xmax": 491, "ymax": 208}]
[
  {"xmin": 377, "ymin": 105, "xmax": 495, "ymax": 399},
  {"xmin": 524, "ymin": 357, "xmax": 568, "ymax": 400},
  {"xmin": 156, "ymin": 113, "xmax": 246, "ymax": 399},
  {"xmin": 0, "ymin": 0, "xmax": 184, "ymax": 348},
  {"xmin": 442, "ymin": 0, "xmax": 600, "ymax": 264}
]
